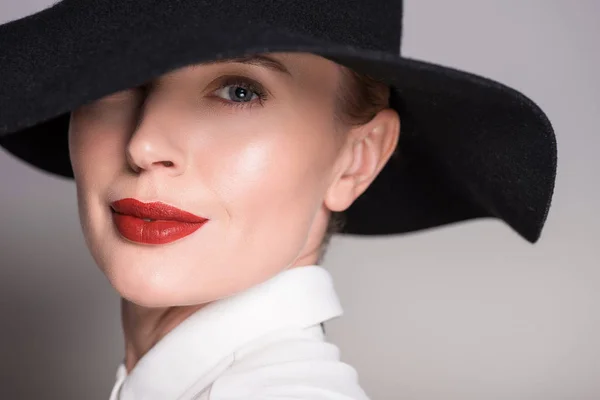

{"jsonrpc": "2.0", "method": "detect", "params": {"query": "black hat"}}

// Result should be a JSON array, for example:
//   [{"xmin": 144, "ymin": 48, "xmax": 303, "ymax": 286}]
[{"xmin": 0, "ymin": 0, "xmax": 557, "ymax": 242}]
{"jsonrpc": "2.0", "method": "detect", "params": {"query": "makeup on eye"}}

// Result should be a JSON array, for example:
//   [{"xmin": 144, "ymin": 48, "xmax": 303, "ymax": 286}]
[
  {"xmin": 127, "ymin": 74, "xmax": 271, "ymax": 111},
  {"xmin": 210, "ymin": 75, "xmax": 269, "ymax": 109}
]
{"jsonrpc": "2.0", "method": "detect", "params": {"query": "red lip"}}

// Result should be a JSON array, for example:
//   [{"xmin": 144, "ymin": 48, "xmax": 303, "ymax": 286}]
[{"xmin": 110, "ymin": 198, "xmax": 208, "ymax": 245}]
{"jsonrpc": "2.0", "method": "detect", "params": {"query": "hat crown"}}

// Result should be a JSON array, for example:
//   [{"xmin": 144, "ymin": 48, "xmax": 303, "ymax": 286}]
[
  {"xmin": 238, "ymin": 0, "xmax": 404, "ymax": 52},
  {"xmin": 57, "ymin": 0, "xmax": 403, "ymax": 54}
]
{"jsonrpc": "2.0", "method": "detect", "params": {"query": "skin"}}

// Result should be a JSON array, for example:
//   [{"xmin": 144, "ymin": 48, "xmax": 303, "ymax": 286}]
[{"xmin": 68, "ymin": 52, "xmax": 400, "ymax": 372}]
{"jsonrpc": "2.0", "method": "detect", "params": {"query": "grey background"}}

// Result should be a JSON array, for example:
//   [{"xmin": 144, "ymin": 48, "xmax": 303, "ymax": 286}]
[{"xmin": 1, "ymin": 0, "xmax": 598, "ymax": 399}]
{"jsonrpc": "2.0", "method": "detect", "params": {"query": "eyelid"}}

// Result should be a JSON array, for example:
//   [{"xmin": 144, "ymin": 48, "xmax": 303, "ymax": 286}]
[{"xmin": 210, "ymin": 74, "xmax": 270, "ymax": 97}]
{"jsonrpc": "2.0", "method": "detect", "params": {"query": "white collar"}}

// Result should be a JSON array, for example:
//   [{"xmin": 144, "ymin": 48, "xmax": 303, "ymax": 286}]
[{"xmin": 112, "ymin": 265, "xmax": 343, "ymax": 400}]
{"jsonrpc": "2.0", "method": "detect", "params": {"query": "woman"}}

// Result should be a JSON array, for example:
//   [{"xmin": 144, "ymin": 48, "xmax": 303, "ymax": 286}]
[{"xmin": 0, "ymin": 0, "xmax": 557, "ymax": 399}]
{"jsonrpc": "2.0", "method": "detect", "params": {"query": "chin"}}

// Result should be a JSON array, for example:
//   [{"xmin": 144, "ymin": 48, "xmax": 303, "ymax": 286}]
[
  {"xmin": 119, "ymin": 290, "xmax": 182, "ymax": 308},
  {"xmin": 110, "ymin": 275, "xmax": 192, "ymax": 308},
  {"xmin": 104, "ymin": 260, "xmax": 222, "ymax": 308}
]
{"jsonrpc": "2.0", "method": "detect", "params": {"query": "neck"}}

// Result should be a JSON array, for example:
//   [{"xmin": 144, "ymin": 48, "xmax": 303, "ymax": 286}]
[
  {"xmin": 120, "ymin": 299, "xmax": 205, "ymax": 373},
  {"xmin": 119, "ymin": 252, "xmax": 322, "ymax": 373}
]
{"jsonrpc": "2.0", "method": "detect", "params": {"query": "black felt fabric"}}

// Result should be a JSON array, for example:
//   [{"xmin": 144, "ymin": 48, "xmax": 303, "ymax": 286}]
[{"xmin": 0, "ymin": 0, "xmax": 557, "ymax": 242}]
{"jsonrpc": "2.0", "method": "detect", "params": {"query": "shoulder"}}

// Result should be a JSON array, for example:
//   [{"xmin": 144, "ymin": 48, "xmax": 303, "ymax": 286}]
[{"xmin": 206, "ymin": 325, "xmax": 371, "ymax": 400}]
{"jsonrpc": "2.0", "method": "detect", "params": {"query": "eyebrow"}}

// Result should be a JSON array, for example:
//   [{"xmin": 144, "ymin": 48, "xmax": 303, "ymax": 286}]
[{"xmin": 207, "ymin": 54, "xmax": 292, "ymax": 76}]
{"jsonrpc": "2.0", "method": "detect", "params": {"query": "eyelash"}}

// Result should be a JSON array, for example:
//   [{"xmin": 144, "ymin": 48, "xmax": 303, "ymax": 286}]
[
  {"xmin": 212, "ymin": 76, "xmax": 269, "ymax": 110},
  {"xmin": 135, "ymin": 76, "xmax": 269, "ymax": 110}
]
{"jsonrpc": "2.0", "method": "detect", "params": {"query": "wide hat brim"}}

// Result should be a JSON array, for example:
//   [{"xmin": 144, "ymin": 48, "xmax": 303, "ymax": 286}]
[{"xmin": 0, "ymin": 5, "xmax": 557, "ymax": 243}]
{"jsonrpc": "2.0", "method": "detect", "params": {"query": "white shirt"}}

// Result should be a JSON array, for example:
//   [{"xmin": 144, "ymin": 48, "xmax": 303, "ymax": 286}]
[{"xmin": 109, "ymin": 265, "xmax": 371, "ymax": 400}]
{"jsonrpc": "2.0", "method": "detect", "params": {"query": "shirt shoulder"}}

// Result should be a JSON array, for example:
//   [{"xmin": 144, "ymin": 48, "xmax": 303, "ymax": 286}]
[{"xmin": 205, "ymin": 325, "xmax": 371, "ymax": 400}]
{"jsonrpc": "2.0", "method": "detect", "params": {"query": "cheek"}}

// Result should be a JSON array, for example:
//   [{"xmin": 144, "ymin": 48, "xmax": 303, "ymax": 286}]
[
  {"xmin": 68, "ymin": 107, "xmax": 133, "ymax": 246},
  {"xmin": 68, "ymin": 106, "xmax": 134, "ymax": 184},
  {"xmin": 210, "ymin": 114, "xmax": 336, "ymax": 251}
]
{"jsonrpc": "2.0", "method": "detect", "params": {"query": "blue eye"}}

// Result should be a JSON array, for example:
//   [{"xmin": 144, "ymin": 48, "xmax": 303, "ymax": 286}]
[
  {"xmin": 217, "ymin": 85, "xmax": 259, "ymax": 102},
  {"xmin": 213, "ymin": 77, "xmax": 268, "ymax": 108}
]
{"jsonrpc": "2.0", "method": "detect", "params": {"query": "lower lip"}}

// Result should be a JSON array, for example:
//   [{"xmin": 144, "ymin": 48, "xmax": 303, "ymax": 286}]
[{"xmin": 111, "ymin": 212, "xmax": 207, "ymax": 245}]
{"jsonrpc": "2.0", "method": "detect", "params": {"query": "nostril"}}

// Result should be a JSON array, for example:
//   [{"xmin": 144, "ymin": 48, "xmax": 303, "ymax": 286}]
[{"xmin": 159, "ymin": 161, "xmax": 174, "ymax": 167}]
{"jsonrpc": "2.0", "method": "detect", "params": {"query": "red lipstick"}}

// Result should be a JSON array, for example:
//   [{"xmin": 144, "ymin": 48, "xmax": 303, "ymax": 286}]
[{"xmin": 110, "ymin": 198, "xmax": 208, "ymax": 245}]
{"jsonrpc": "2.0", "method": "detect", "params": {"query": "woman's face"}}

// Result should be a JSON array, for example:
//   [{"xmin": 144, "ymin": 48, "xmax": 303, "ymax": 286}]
[{"xmin": 68, "ymin": 52, "xmax": 377, "ymax": 307}]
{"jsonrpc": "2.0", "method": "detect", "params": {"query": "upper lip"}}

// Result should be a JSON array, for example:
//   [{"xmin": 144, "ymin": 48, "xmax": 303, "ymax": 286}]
[{"xmin": 110, "ymin": 198, "xmax": 208, "ymax": 223}]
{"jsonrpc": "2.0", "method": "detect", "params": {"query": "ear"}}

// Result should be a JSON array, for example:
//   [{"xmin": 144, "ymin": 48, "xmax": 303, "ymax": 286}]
[{"xmin": 325, "ymin": 108, "xmax": 400, "ymax": 212}]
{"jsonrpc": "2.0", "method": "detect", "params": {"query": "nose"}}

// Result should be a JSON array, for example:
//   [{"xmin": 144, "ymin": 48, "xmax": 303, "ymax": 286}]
[{"xmin": 126, "ymin": 109, "xmax": 187, "ymax": 177}]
